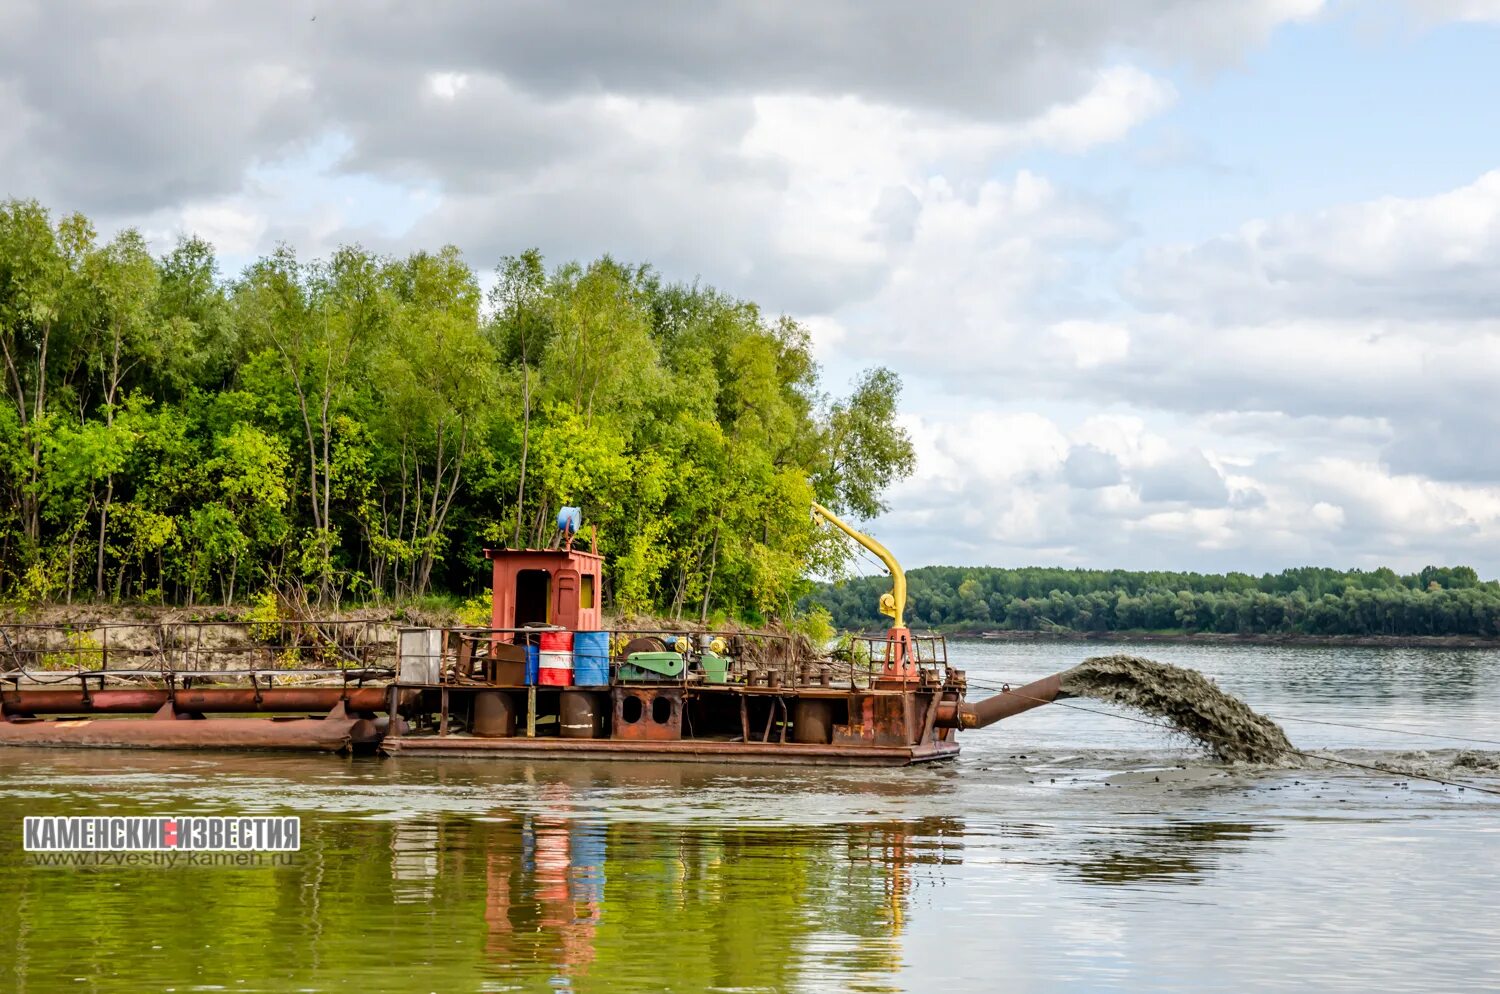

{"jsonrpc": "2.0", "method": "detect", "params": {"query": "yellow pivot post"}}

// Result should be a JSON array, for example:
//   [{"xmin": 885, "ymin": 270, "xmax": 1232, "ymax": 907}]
[{"xmin": 811, "ymin": 501, "xmax": 916, "ymax": 680}]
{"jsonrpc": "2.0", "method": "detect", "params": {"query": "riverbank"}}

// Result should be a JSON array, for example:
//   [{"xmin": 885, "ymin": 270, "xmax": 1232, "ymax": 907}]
[{"xmin": 957, "ymin": 629, "xmax": 1500, "ymax": 650}]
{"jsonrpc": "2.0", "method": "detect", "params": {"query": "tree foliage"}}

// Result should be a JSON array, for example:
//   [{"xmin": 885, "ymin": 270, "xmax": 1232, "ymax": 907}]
[{"xmin": 0, "ymin": 200, "xmax": 915, "ymax": 618}]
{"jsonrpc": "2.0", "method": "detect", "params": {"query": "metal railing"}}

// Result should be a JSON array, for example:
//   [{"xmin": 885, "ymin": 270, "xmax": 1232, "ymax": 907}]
[
  {"xmin": 831, "ymin": 632, "xmax": 950, "ymax": 688},
  {"xmin": 438, "ymin": 626, "xmax": 803, "ymax": 687},
  {"xmin": 430, "ymin": 626, "xmax": 950, "ymax": 691}
]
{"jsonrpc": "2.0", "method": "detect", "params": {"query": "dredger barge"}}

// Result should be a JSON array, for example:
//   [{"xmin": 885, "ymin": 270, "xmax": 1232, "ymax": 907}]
[{"xmin": 0, "ymin": 506, "xmax": 1066, "ymax": 766}]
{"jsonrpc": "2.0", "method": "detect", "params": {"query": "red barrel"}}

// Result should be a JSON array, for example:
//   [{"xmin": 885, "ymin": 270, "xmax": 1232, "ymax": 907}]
[{"xmin": 538, "ymin": 630, "xmax": 574, "ymax": 686}]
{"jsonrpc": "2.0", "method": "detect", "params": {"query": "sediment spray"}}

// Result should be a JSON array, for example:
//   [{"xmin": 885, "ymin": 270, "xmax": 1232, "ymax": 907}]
[{"xmin": 1058, "ymin": 654, "xmax": 1293, "ymax": 763}]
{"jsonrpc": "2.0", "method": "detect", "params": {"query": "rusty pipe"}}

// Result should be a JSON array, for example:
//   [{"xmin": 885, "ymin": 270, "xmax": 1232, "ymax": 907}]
[
  {"xmin": 936, "ymin": 674, "xmax": 1067, "ymax": 730},
  {"xmin": 0, "ymin": 716, "xmax": 380, "ymax": 752},
  {"xmin": 0, "ymin": 687, "xmax": 396, "ymax": 715}
]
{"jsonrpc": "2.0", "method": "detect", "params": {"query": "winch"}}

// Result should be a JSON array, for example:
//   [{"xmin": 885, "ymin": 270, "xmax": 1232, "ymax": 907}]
[
  {"xmin": 618, "ymin": 649, "xmax": 729, "ymax": 684},
  {"xmin": 618, "ymin": 651, "xmax": 685, "ymax": 682}
]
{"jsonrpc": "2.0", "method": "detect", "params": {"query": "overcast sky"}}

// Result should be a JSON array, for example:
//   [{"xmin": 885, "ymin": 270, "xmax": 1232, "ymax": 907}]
[{"xmin": 5, "ymin": 1, "xmax": 1500, "ymax": 575}]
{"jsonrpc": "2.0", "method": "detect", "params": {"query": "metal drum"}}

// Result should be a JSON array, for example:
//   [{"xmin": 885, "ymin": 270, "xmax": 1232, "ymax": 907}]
[
  {"xmin": 572, "ymin": 630, "xmax": 611, "ymax": 686},
  {"xmin": 792, "ymin": 699, "xmax": 835, "ymax": 744},
  {"xmin": 559, "ymin": 690, "xmax": 607, "ymax": 739},
  {"xmin": 538, "ymin": 630, "xmax": 573, "ymax": 686},
  {"xmin": 472, "ymin": 691, "xmax": 518, "ymax": 737},
  {"xmin": 525, "ymin": 642, "xmax": 540, "ymax": 685}
]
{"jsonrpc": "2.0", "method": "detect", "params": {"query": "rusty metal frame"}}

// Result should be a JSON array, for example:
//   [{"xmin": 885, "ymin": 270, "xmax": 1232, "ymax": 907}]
[{"xmin": 610, "ymin": 686, "xmax": 684, "ymax": 741}]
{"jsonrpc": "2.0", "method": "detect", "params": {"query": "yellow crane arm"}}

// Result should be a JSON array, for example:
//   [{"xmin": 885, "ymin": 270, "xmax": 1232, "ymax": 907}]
[{"xmin": 811, "ymin": 501, "xmax": 906, "ymax": 629}]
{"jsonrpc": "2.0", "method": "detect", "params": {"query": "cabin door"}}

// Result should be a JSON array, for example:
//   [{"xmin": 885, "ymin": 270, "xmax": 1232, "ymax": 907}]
[
  {"xmin": 514, "ymin": 569, "xmax": 551, "ymax": 626},
  {"xmin": 553, "ymin": 569, "xmax": 581, "ymax": 629}
]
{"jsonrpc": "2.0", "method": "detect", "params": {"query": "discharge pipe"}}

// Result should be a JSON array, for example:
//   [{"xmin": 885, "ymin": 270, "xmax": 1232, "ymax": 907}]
[
  {"xmin": 936, "ymin": 673, "xmax": 1070, "ymax": 730},
  {"xmin": 1, "ymin": 687, "xmax": 399, "ymax": 716}
]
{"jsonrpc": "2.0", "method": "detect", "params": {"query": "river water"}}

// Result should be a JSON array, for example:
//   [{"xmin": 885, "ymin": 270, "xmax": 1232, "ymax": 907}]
[{"xmin": 2, "ymin": 640, "xmax": 1498, "ymax": 993}]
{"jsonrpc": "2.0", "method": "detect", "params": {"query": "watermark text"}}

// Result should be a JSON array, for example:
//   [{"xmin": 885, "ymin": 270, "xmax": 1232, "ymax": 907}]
[{"xmin": 23, "ymin": 816, "xmax": 299, "ymax": 852}]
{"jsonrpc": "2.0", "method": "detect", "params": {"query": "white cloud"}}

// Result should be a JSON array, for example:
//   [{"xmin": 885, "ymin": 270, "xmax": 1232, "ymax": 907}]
[
  {"xmin": 1408, "ymin": 0, "xmax": 1500, "ymax": 21},
  {"xmin": 426, "ymin": 72, "xmax": 471, "ymax": 101},
  {"xmin": 1125, "ymin": 170, "xmax": 1500, "ymax": 323},
  {"xmin": 1048, "ymin": 320, "xmax": 1131, "ymax": 369},
  {"xmin": 1017, "ymin": 66, "xmax": 1177, "ymax": 152},
  {"xmin": 1091, "ymin": 173, "xmax": 1500, "ymax": 496},
  {"xmin": 172, "ymin": 204, "xmax": 267, "ymax": 257},
  {"xmin": 873, "ymin": 165, "xmax": 1500, "ymax": 570},
  {"xmin": 799, "ymin": 315, "xmax": 850, "ymax": 358},
  {"xmin": 1063, "ymin": 445, "xmax": 1124, "ymax": 489},
  {"xmin": 0, "ymin": 1, "xmax": 1275, "ymax": 316},
  {"xmin": 881, "ymin": 383, "xmax": 1500, "ymax": 573},
  {"xmin": 1309, "ymin": 501, "xmax": 1345, "ymax": 531}
]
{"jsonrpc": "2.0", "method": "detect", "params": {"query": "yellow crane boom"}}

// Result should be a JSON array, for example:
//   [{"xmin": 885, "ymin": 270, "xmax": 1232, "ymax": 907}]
[{"xmin": 811, "ymin": 501, "xmax": 906, "ymax": 630}]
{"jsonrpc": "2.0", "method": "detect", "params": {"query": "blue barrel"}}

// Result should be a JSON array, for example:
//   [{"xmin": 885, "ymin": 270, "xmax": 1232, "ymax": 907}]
[
  {"xmin": 570, "ymin": 823, "xmax": 607, "ymax": 906},
  {"xmin": 572, "ymin": 630, "xmax": 611, "ymax": 686},
  {"xmin": 524, "ymin": 642, "xmax": 539, "ymax": 685}
]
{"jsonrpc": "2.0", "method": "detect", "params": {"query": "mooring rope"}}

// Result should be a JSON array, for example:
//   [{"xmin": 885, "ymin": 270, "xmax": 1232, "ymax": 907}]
[{"xmin": 965, "ymin": 676, "xmax": 1500, "ymax": 798}]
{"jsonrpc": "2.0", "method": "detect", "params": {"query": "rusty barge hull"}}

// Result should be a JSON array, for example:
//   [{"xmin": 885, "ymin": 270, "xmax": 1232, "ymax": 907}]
[
  {"xmin": 0, "ymin": 646, "xmax": 1069, "ymax": 761},
  {"xmin": 382, "ymin": 735, "xmax": 961, "ymax": 766},
  {"xmin": 0, "ymin": 609, "xmax": 1073, "ymax": 761}
]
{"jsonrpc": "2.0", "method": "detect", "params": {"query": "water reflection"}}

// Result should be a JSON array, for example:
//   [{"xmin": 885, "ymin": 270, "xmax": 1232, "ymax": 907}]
[
  {"xmin": 480, "ymin": 789, "xmax": 604, "ymax": 983},
  {"xmin": 391, "ymin": 820, "xmax": 440, "ymax": 902},
  {"xmin": 456, "ymin": 798, "xmax": 967, "ymax": 991},
  {"xmin": 1068, "ymin": 822, "xmax": 1270, "ymax": 887},
  {"xmin": 3, "ymin": 802, "xmax": 966, "ymax": 992},
  {"xmin": 1276, "ymin": 650, "xmax": 1487, "ymax": 707},
  {"xmin": 0, "ymin": 750, "xmax": 1300, "ymax": 991},
  {"xmin": 1412, "ymin": 651, "xmax": 1485, "ymax": 703}
]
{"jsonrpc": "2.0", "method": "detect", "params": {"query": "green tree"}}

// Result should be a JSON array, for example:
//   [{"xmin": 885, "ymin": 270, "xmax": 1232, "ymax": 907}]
[
  {"xmin": 816, "ymin": 366, "xmax": 916, "ymax": 519},
  {"xmin": 0, "ymin": 205, "xmax": 921, "ymax": 620}
]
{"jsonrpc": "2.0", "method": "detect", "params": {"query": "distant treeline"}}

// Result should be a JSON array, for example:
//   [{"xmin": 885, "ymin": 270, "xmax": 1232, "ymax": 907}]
[{"xmin": 806, "ymin": 565, "xmax": 1500, "ymax": 637}]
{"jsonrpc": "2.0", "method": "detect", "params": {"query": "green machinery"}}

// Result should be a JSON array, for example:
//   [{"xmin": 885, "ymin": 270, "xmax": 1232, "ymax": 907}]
[
  {"xmin": 698, "ymin": 650, "xmax": 728, "ymax": 684},
  {"xmin": 619, "ymin": 649, "xmax": 729, "ymax": 684}
]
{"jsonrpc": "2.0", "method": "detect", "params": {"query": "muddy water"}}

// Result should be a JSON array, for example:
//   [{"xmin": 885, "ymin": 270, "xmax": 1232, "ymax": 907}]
[
  {"xmin": 1059, "ymin": 654, "xmax": 1293, "ymax": 762},
  {"xmin": 1, "ymin": 640, "xmax": 1498, "ymax": 993}
]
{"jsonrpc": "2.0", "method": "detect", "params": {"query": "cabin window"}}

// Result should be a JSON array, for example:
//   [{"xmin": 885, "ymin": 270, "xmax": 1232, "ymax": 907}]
[
  {"xmin": 580, "ymin": 573, "xmax": 595, "ymax": 609},
  {"xmin": 515, "ymin": 569, "xmax": 551, "ymax": 626}
]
